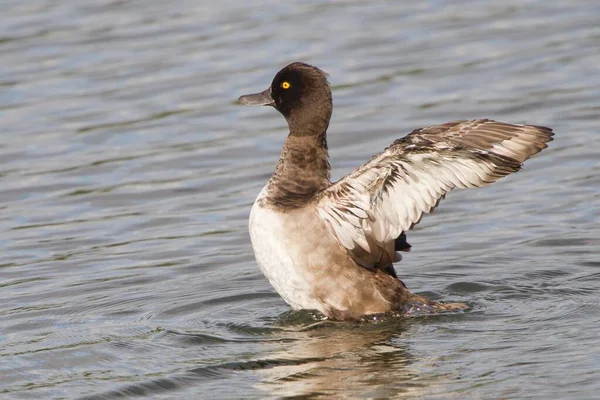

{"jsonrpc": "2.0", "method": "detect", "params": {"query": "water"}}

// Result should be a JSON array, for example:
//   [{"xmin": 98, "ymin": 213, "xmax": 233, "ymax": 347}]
[{"xmin": 1, "ymin": 0, "xmax": 599, "ymax": 398}]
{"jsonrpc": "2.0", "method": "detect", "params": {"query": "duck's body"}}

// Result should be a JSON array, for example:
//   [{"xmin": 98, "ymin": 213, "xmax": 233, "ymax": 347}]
[
  {"xmin": 239, "ymin": 62, "xmax": 553, "ymax": 321},
  {"xmin": 250, "ymin": 185, "xmax": 414, "ymax": 320}
]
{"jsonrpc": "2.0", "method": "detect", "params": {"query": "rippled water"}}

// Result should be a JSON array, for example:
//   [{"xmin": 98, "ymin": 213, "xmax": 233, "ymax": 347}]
[{"xmin": 1, "ymin": 1, "xmax": 599, "ymax": 399}]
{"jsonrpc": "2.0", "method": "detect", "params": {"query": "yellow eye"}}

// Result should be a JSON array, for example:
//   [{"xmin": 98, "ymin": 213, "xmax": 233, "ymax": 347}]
[{"xmin": 281, "ymin": 81, "xmax": 291, "ymax": 89}]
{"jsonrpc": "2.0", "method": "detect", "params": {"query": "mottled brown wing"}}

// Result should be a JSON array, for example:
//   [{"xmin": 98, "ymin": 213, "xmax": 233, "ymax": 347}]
[{"xmin": 316, "ymin": 119, "xmax": 553, "ymax": 270}]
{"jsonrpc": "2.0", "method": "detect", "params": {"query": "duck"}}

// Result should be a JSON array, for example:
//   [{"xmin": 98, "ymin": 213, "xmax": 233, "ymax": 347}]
[{"xmin": 238, "ymin": 62, "xmax": 553, "ymax": 321}]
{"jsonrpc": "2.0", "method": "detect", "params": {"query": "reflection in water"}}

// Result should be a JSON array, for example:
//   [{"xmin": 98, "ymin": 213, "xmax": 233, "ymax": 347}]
[
  {"xmin": 79, "ymin": 319, "xmax": 421, "ymax": 399},
  {"xmin": 255, "ymin": 320, "xmax": 424, "ymax": 399},
  {"xmin": 80, "ymin": 318, "xmax": 428, "ymax": 399}
]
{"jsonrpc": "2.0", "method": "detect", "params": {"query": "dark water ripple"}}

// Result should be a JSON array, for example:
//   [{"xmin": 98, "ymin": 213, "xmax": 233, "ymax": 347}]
[{"xmin": 1, "ymin": 0, "xmax": 600, "ymax": 399}]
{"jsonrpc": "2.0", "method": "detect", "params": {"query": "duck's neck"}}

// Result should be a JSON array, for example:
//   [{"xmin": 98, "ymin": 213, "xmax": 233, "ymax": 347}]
[{"xmin": 266, "ymin": 132, "xmax": 331, "ymax": 209}]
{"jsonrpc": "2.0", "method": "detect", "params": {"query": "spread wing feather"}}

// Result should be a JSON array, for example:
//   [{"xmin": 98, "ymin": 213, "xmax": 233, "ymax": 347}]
[{"xmin": 316, "ymin": 119, "xmax": 553, "ymax": 270}]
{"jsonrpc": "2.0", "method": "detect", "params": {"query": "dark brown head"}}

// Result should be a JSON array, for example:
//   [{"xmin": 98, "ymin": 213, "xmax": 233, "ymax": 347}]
[{"xmin": 238, "ymin": 62, "xmax": 332, "ymax": 137}]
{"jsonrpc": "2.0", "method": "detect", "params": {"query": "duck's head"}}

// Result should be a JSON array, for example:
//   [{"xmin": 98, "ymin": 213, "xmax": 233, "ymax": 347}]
[{"xmin": 238, "ymin": 62, "xmax": 332, "ymax": 136}]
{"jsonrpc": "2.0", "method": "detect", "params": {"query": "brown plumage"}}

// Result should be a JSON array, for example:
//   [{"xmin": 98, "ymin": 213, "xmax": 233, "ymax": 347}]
[{"xmin": 239, "ymin": 62, "xmax": 553, "ymax": 321}]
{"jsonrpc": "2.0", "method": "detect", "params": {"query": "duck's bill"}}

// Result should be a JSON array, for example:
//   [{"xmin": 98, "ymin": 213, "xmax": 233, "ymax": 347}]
[{"xmin": 238, "ymin": 88, "xmax": 274, "ymax": 106}]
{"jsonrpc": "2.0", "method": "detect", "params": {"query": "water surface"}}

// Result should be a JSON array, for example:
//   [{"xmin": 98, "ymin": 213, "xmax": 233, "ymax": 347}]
[{"xmin": 1, "ymin": 1, "xmax": 599, "ymax": 399}]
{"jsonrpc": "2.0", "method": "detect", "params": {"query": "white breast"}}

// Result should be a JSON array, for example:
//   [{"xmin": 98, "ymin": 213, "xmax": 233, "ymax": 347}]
[{"xmin": 248, "ymin": 187, "xmax": 323, "ymax": 311}]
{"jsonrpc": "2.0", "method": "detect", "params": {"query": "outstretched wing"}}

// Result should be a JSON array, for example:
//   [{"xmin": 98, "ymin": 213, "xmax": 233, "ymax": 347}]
[{"xmin": 316, "ymin": 119, "xmax": 553, "ymax": 270}]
